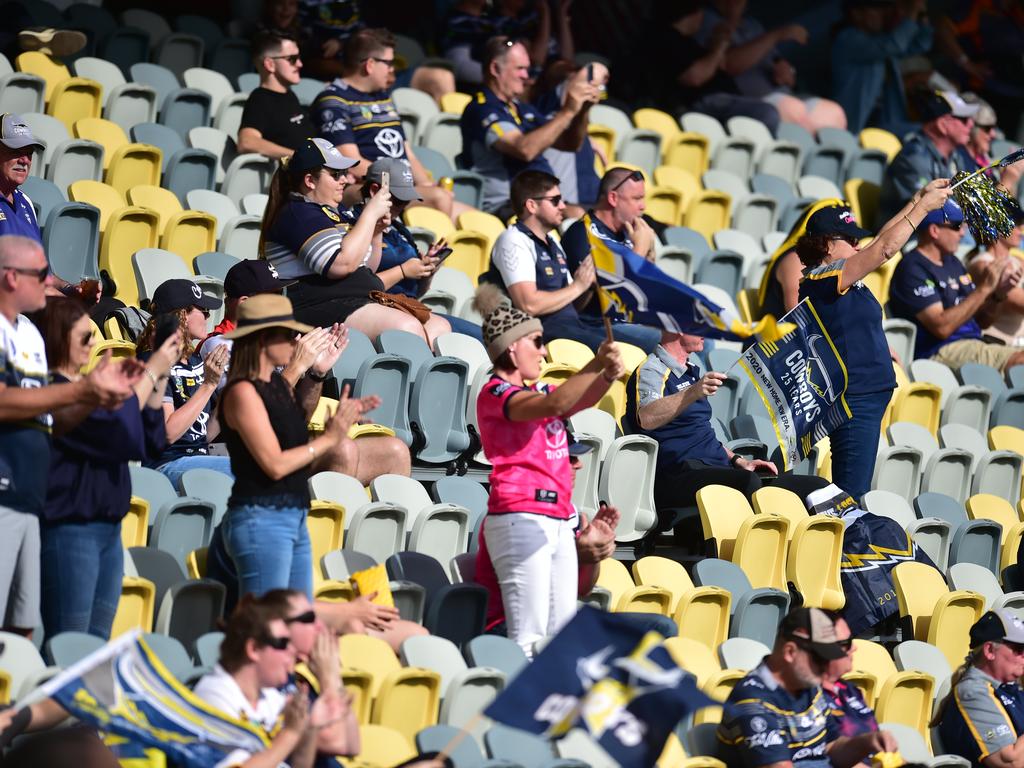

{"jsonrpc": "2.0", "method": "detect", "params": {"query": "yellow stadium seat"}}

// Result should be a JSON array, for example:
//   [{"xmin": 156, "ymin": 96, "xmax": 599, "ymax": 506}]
[
  {"xmin": 645, "ymin": 185, "xmax": 684, "ymax": 226},
  {"xmin": 403, "ymin": 205, "xmax": 455, "ymax": 239},
  {"xmin": 633, "ymin": 107, "xmax": 680, "ymax": 150},
  {"xmin": 341, "ymin": 724, "xmax": 416, "ymax": 768},
  {"xmin": 348, "ymin": 424, "xmax": 397, "ymax": 440},
  {"xmin": 1004, "ymin": 523, "xmax": 1024, "ymax": 576},
  {"xmin": 596, "ymin": 558, "xmax": 673, "ymax": 615},
  {"xmin": 674, "ymin": 585, "xmax": 731, "ymax": 652},
  {"xmin": 663, "ymin": 132, "xmax": 711, "ymax": 178},
  {"xmin": 68, "ymin": 179, "xmax": 124, "ymax": 231},
  {"xmin": 371, "ymin": 668, "xmax": 441, "ymax": 742},
  {"xmin": 161, "ymin": 213, "xmax": 217, "ymax": 263},
  {"xmin": 85, "ymin": 339, "xmax": 136, "ymax": 371},
  {"xmin": 339, "ymin": 634, "xmax": 406, "ymax": 699},
  {"xmin": 341, "ymin": 669, "xmax": 373, "ymax": 724},
  {"xmin": 535, "ymin": 361, "xmax": 576, "ymax": 389},
  {"xmin": 861, "ymin": 251, "xmax": 900, "ymax": 307},
  {"xmin": 844, "ymin": 179, "xmax": 880, "ymax": 231},
  {"xmin": 653, "ymin": 165, "xmax": 701, "ymax": 209},
  {"xmin": 0, "ymin": 671, "xmax": 9, "ymax": 706},
  {"xmin": 890, "ymin": 383, "xmax": 941, "ymax": 435},
  {"xmin": 15, "ymin": 51, "xmax": 73, "ymax": 100},
  {"xmin": 456, "ymin": 209, "xmax": 505, "ymax": 254},
  {"xmin": 787, "ymin": 515, "xmax": 845, "ymax": 610},
  {"xmin": 860, "ymin": 127, "xmax": 902, "ymax": 162},
  {"xmin": 684, "ymin": 190, "xmax": 732, "ymax": 244},
  {"xmin": 439, "ymin": 91, "xmax": 471, "ymax": 115},
  {"xmin": 308, "ymin": 500, "xmax": 345, "ymax": 584},
  {"xmin": 111, "ymin": 576, "xmax": 155, "ymax": 637},
  {"xmin": 874, "ymin": 671, "xmax": 934, "ymax": 747},
  {"xmin": 664, "ymin": 637, "xmax": 721, "ymax": 688},
  {"xmin": 100, "ymin": 206, "xmax": 160, "ymax": 307},
  {"xmin": 751, "ymin": 485, "xmax": 808, "ymax": 537},
  {"xmin": 680, "ymin": 759, "xmax": 727, "ymax": 768},
  {"xmin": 447, "ymin": 229, "xmax": 489, "ymax": 285},
  {"xmin": 616, "ymin": 341, "xmax": 647, "ymax": 377},
  {"xmin": 308, "ymin": 396, "xmax": 338, "ymax": 433},
  {"xmin": 547, "ymin": 338, "xmax": 594, "ymax": 369},
  {"xmin": 696, "ymin": 484, "xmax": 753, "ymax": 560},
  {"xmin": 596, "ymin": 377, "xmax": 627, "ymax": 426},
  {"xmin": 841, "ymin": 670, "xmax": 878, "ymax": 709},
  {"xmin": 121, "ymin": 496, "xmax": 149, "ymax": 549},
  {"xmin": 695, "ymin": 669, "xmax": 745, "ymax": 725},
  {"xmin": 587, "ymin": 123, "xmax": 615, "ymax": 168},
  {"xmin": 632, "ymin": 555, "xmax": 698, "ymax": 614},
  {"xmin": 104, "ymin": 315, "xmax": 125, "ymax": 340},
  {"xmin": 126, "ymin": 185, "xmax": 184, "ymax": 231},
  {"xmin": 848, "ymin": 639, "xmax": 897, "ymax": 707},
  {"xmin": 105, "ymin": 144, "xmax": 162, "ymax": 196},
  {"xmin": 187, "ymin": 547, "xmax": 207, "ymax": 579},
  {"xmin": 73, "ymin": 117, "xmax": 128, "ymax": 169},
  {"xmin": 658, "ymin": 732, "xmax": 689, "ymax": 767},
  {"xmin": 49, "ymin": 78, "xmax": 103, "ymax": 132},
  {"xmin": 734, "ymin": 513, "xmax": 790, "ymax": 591},
  {"xmin": 990, "ymin": 425, "xmax": 1024, "ymax": 454},
  {"xmin": 966, "ymin": 493, "xmax": 1024, "ymax": 544},
  {"xmin": 892, "ymin": 561, "xmax": 985, "ymax": 669}
]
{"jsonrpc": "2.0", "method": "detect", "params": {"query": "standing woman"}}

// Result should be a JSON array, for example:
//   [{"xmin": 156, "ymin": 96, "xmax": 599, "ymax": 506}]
[
  {"xmin": 795, "ymin": 180, "xmax": 951, "ymax": 501},
  {"xmin": 38, "ymin": 297, "xmax": 180, "ymax": 638},
  {"xmin": 473, "ymin": 285, "xmax": 624, "ymax": 656},
  {"xmin": 218, "ymin": 294, "xmax": 374, "ymax": 598}
]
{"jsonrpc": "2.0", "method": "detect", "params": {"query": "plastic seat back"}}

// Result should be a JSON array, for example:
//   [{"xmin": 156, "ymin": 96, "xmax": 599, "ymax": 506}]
[
  {"xmin": 44, "ymin": 201, "xmax": 100, "ymax": 281},
  {"xmin": 787, "ymin": 515, "xmax": 845, "ymax": 609}
]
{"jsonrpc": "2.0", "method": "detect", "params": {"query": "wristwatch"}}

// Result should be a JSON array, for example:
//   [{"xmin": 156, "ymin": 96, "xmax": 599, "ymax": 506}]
[
  {"xmin": 307, "ymin": 370, "xmax": 328, "ymax": 382},
  {"xmin": 729, "ymin": 454, "xmax": 744, "ymax": 468}
]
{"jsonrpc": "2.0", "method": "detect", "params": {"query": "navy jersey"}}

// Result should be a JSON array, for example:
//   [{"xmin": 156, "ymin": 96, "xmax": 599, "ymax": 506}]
[
  {"xmin": 939, "ymin": 667, "xmax": 1021, "ymax": 768},
  {"xmin": 149, "ymin": 352, "xmax": 212, "ymax": 466},
  {"xmin": 0, "ymin": 313, "xmax": 50, "ymax": 513},
  {"xmin": 0, "ymin": 188, "xmax": 41, "ymax": 242},
  {"xmin": 561, "ymin": 213, "xmax": 633, "ymax": 319},
  {"xmin": 888, "ymin": 248, "xmax": 982, "ymax": 359},
  {"xmin": 311, "ymin": 80, "xmax": 408, "ymax": 164},
  {"xmin": 488, "ymin": 223, "xmax": 577, "ymax": 325},
  {"xmin": 718, "ymin": 662, "xmax": 837, "ymax": 768},
  {"xmin": 798, "ymin": 258, "xmax": 897, "ymax": 396},
  {"xmin": 624, "ymin": 346, "xmax": 729, "ymax": 472}
]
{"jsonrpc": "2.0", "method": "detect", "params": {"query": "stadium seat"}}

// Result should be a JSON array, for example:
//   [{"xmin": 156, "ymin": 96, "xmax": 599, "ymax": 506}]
[
  {"xmin": 597, "ymin": 433, "xmax": 658, "ymax": 543},
  {"xmin": 111, "ymin": 576, "xmax": 157, "ymax": 637},
  {"xmin": 680, "ymin": 112, "xmax": 756, "ymax": 179},
  {"xmin": 887, "ymin": 421, "xmax": 972, "ymax": 504},
  {"xmin": 595, "ymin": 558, "xmax": 671, "ymax": 616},
  {"xmin": 893, "ymin": 639, "xmax": 953, "ymax": 692},
  {"xmin": 663, "ymin": 132, "xmax": 711, "ymax": 178},
  {"xmin": 415, "ymin": 724, "xmax": 495, "ymax": 768},
  {"xmin": 150, "ymin": 494, "xmax": 217, "ymax": 572},
  {"xmin": 132, "ymin": 247, "xmax": 193, "ymax": 301},
  {"xmin": 692, "ymin": 558, "xmax": 789, "ymax": 647},
  {"xmin": 845, "ymin": 179, "xmax": 882, "ymax": 230},
  {"xmin": 683, "ymin": 190, "xmax": 731, "ymax": 244},
  {"xmin": 355, "ymin": 724, "xmax": 417, "ymax": 766},
  {"xmin": 750, "ymin": 486, "xmax": 807, "ymax": 537},
  {"xmin": 717, "ymin": 637, "xmax": 770, "ymax": 671},
  {"xmin": 863, "ymin": 488, "xmax": 952, "ymax": 571},
  {"xmin": 21, "ymin": 175, "xmax": 65, "ymax": 226},
  {"xmin": 949, "ymin": 562, "xmax": 1024, "ymax": 614},
  {"xmin": 45, "ymin": 631, "xmax": 105, "ymax": 669},
  {"xmin": 127, "ymin": 185, "xmax": 217, "ymax": 259},
  {"xmin": 154, "ymin": 579, "xmax": 226, "ymax": 653},
  {"xmin": 890, "ymin": 381, "xmax": 943, "ymax": 436},
  {"xmin": 787, "ymin": 515, "xmax": 845, "ymax": 610},
  {"xmin": 633, "ymin": 107, "xmax": 680, "ymax": 150},
  {"xmin": 420, "ymin": 113, "xmax": 463, "ymax": 167},
  {"xmin": 859, "ymin": 127, "xmax": 901, "ymax": 161},
  {"xmin": 99, "ymin": 206, "xmax": 160, "ymax": 306},
  {"xmin": 0, "ymin": 64, "xmax": 46, "ymax": 116},
  {"xmin": 801, "ymin": 145, "xmax": 846, "ymax": 189},
  {"xmin": 47, "ymin": 135, "xmax": 105, "ymax": 191},
  {"xmin": 240, "ymin": 193, "xmax": 267, "ymax": 217},
  {"xmin": 220, "ymin": 153, "xmax": 275, "ymax": 208},
  {"xmin": 68, "ymin": 178, "xmax": 123, "ymax": 230},
  {"xmin": 182, "ymin": 67, "xmax": 234, "ymax": 116},
  {"xmin": 73, "ymin": 56, "xmax": 157, "ymax": 131},
  {"xmin": 0, "ymin": 631, "xmax": 55, "ymax": 704},
  {"xmin": 941, "ymin": 423, "xmax": 1024, "ymax": 504},
  {"xmin": 486, "ymin": 723, "xmax": 582, "ymax": 768},
  {"xmin": 463, "ymin": 635, "xmax": 528, "ymax": 681},
  {"xmin": 186, "ymin": 188, "xmax": 240, "ymax": 238},
  {"xmin": 392, "ymin": 87, "xmax": 439, "ymax": 142},
  {"xmin": 915, "ymin": 491, "xmax": 1001, "ymax": 576},
  {"xmin": 121, "ymin": 496, "xmax": 150, "ymax": 549}
]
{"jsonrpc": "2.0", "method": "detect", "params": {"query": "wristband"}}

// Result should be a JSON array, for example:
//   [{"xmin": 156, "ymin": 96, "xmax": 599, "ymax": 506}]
[
  {"xmin": 308, "ymin": 443, "xmax": 317, "ymax": 459},
  {"xmin": 729, "ymin": 454, "xmax": 744, "ymax": 468},
  {"xmin": 903, "ymin": 214, "xmax": 917, "ymax": 231},
  {"xmin": 399, "ymin": 262, "xmax": 407, "ymax": 278},
  {"xmin": 307, "ymin": 369, "xmax": 328, "ymax": 382}
]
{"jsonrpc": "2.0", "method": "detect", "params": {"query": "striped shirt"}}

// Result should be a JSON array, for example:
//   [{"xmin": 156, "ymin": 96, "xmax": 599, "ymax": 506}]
[{"xmin": 264, "ymin": 195, "xmax": 359, "ymax": 279}]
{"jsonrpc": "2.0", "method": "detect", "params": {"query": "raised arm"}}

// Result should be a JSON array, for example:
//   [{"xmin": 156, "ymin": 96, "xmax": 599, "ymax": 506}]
[{"xmin": 636, "ymin": 372, "xmax": 725, "ymax": 430}]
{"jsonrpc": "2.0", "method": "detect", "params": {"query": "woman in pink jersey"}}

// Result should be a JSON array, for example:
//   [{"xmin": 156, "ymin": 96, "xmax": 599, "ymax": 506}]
[{"xmin": 473, "ymin": 285, "xmax": 624, "ymax": 656}]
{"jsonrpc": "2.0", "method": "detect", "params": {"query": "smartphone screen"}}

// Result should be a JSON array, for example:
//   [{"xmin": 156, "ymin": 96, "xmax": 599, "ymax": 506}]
[
  {"xmin": 587, "ymin": 63, "xmax": 594, "ymax": 83},
  {"xmin": 433, "ymin": 246, "xmax": 454, "ymax": 264}
]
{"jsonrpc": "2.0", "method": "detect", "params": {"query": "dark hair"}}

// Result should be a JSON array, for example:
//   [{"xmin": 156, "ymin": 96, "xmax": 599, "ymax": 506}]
[
  {"xmin": 259, "ymin": 163, "xmax": 323, "ymax": 259},
  {"xmin": 794, "ymin": 233, "xmax": 836, "ymax": 270},
  {"xmin": 481, "ymin": 35, "xmax": 517, "ymax": 72},
  {"xmin": 0, "ymin": 724, "xmax": 114, "ymax": 768},
  {"xmin": 252, "ymin": 31, "xmax": 294, "ymax": 65},
  {"xmin": 261, "ymin": 588, "xmax": 304, "ymax": 619},
  {"xmin": 598, "ymin": 167, "xmax": 642, "ymax": 199},
  {"xmin": 493, "ymin": 349, "xmax": 514, "ymax": 371},
  {"xmin": 37, "ymin": 296, "xmax": 88, "ymax": 369},
  {"xmin": 343, "ymin": 27, "xmax": 395, "ymax": 73},
  {"xmin": 219, "ymin": 593, "xmax": 283, "ymax": 673},
  {"xmin": 511, "ymin": 170, "xmax": 560, "ymax": 217}
]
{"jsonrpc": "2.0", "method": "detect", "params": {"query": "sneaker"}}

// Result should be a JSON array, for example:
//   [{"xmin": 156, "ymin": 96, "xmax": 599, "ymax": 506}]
[{"xmin": 18, "ymin": 28, "xmax": 87, "ymax": 58}]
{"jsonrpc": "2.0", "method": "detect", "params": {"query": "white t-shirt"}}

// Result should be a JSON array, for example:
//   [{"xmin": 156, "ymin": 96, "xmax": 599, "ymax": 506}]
[
  {"xmin": 192, "ymin": 664, "xmax": 289, "ymax": 768},
  {"xmin": 492, "ymin": 224, "xmax": 574, "ymax": 288}
]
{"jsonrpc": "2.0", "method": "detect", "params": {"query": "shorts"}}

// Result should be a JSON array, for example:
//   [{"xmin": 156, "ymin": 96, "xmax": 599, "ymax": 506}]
[
  {"xmin": 931, "ymin": 338, "xmax": 1021, "ymax": 372},
  {"xmin": 288, "ymin": 276, "xmax": 376, "ymax": 327},
  {"xmin": 0, "ymin": 504, "xmax": 40, "ymax": 629}
]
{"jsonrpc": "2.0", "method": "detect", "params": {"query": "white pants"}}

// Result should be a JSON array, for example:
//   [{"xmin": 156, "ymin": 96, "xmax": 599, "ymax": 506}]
[{"xmin": 484, "ymin": 512, "xmax": 578, "ymax": 658}]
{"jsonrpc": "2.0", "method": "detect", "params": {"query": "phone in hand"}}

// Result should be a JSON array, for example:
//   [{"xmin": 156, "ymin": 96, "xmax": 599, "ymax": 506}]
[
  {"xmin": 380, "ymin": 170, "xmax": 390, "ymax": 194},
  {"xmin": 433, "ymin": 246, "xmax": 454, "ymax": 264},
  {"xmin": 153, "ymin": 312, "xmax": 179, "ymax": 350},
  {"xmin": 586, "ymin": 63, "xmax": 594, "ymax": 83}
]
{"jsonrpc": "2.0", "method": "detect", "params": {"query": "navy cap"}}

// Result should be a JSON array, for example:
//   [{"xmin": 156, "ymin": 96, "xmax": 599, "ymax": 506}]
[
  {"xmin": 152, "ymin": 278, "xmax": 222, "ymax": 312},
  {"xmin": 289, "ymin": 137, "xmax": 358, "ymax": 174},
  {"xmin": 920, "ymin": 199, "xmax": 965, "ymax": 228},
  {"xmin": 224, "ymin": 259, "xmax": 295, "ymax": 298},
  {"xmin": 805, "ymin": 205, "xmax": 872, "ymax": 240},
  {"xmin": 916, "ymin": 90, "xmax": 981, "ymax": 122}
]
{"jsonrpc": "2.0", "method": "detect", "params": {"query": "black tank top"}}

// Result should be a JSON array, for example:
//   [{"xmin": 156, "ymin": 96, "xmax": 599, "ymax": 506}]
[{"xmin": 222, "ymin": 372, "xmax": 311, "ymax": 508}]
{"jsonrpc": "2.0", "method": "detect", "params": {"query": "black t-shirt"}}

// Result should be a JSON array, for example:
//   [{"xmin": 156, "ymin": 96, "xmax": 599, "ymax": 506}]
[
  {"xmin": 240, "ymin": 87, "xmax": 313, "ymax": 152},
  {"xmin": 649, "ymin": 26, "xmax": 738, "ymax": 110}
]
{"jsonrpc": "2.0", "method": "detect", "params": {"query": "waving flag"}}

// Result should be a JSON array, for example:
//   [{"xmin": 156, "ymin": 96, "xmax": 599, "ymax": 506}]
[
  {"xmin": 738, "ymin": 299, "xmax": 852, "ymax": 470},
  {"xmin": 38, "ymin": 630, "xmax": 270, "ymax": 768},
  {"xmin": 485, "ymin": 606, "xmax": 714, "ymax": 768},
  {"xmin": 583, "ymin": 214, "xmax": 791, "ymax": 341}
]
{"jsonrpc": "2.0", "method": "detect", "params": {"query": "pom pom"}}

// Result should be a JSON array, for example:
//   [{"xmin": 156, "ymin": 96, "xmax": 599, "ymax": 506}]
[
  {"xmin": 950, "ymin": 170, "xmax": 1022, "ymax": 245},
  {"xmin": 472, "ymin": 282, "xmax": 511, "ymax": 318}
]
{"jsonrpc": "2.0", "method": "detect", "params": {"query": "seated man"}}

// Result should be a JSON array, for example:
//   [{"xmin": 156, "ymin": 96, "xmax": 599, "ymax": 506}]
[
  {"xmin": 457, "ymin": 36, "xmax": 597, "ymax": 217},
  {"xmin": 938, "ymin": 609, "xmax": 1024, "ymax": 767},
  {"xmin": 623, "ymin": 328, "xmax": 829, "ymax": 534},
  {"xmin": 718, "ymin": 607, "xmax": 896, "ymax": 768},
  {"xmin": 967, "ymin": 208, "xmax": 1024, "ymax": 346},
  {"xmin": 821, "ymin": 612, "xmax": 879, "ymax": 739},
  {"xmin": 889, "ymin": 199, "xmax": 1024, "ymax": 371},
  {"xmin": 484, "ymin": 170, "xmax": 656, "ymax": 353}
]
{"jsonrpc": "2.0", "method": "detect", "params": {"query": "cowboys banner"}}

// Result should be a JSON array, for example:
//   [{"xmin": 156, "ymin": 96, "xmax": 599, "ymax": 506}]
[
  {"xmin": 584, "ymin": 214, "xmax": 790, "ymax": 341},
  {"xmin": 738, "ymin": 299, "xmax": 852, "ymax": 470},
  {"xmin": 485, "ymin": 606, "xmax": 714, "ymax": 768},
  {"xmin": 38, "ymin": 630, "xmax": 270, "ymax": 768}
]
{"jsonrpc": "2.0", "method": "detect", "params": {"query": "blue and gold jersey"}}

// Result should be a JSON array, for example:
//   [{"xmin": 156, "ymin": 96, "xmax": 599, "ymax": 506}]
[
  {"xmin": 0, "ymin": 188, "xmax": 41, "ymax": 243},
  {"xmin": 312, "ymin": 80, "xmax": 408, "ymax": 164}
]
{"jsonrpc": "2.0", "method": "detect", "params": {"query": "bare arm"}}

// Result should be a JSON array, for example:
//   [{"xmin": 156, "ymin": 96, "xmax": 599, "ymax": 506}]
[
  {"xmin": 775, "ymin": 251, "xmax": 803, "ymax": 312},
  {"xmin": 324, "ymin": 190, "xmax": 390, "ymax": 280},
  {"xmin": 507, "ymin": 278, "xmax": 587, "ymax": 317},
  {"xmin": 506, "ymin": 341, "xmax": 624, "ymax": 422},
  {"xmin": 493, "ymin": 105, "xmax": 580, "ymax": 163},
  {"xmin": 163, "ymin": 383, "xmax": 216, "ymax": 444},
  {"xmin": 237, "ymin": 128, "xmax": 296, "ymax": 160},
  {"xmin": 335, "ymin": 142, "xmax": 371, "ymax": 179},
  {"xmin": 636, "ymin": 372, "xmax": 725, "ymax": 430},
  {"xmin": 982, "ymin": 735, "xmax": 1024, "ymax": 768},
  {"xmin": 526, "ymin": 0, "xmax": 552, "ymax": 67}
]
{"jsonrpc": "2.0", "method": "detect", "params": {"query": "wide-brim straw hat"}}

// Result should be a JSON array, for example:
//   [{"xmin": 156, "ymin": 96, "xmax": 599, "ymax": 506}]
[{"xmin": 223, "ymin": 293, "xmax": 313, "ymax": 339}]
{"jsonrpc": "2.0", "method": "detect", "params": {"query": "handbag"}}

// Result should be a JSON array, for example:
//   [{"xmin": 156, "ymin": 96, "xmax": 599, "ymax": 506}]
[{"xmin": 368, "ymin": 290, "xmax": 431, "ymax": 324}]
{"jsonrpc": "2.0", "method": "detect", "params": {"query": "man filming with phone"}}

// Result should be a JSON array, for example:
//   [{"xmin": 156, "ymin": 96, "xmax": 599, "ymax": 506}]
[{"xmin": 345, "ymin": 158, "xmax": 483, "ymax": 340}]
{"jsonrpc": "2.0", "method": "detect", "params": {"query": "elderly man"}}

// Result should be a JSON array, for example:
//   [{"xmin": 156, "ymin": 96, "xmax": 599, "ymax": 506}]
[
  {"xmin": 718, "ymin": 607, "xmax": 896, "ymax": 768},
  {"xmin": 457, "ymin": 36, "xmax": 597, "ymax": 217},
  {"xmin": 879, "ymin": 89, "xmax": 977, "ymax": 220},
  {"xmin": 938, "ymin": 609, "xmax": 1024, "ymax": 767},
  {"xmin": 0, "ymin": 114, "xmax": 45, "ymax": 242}
]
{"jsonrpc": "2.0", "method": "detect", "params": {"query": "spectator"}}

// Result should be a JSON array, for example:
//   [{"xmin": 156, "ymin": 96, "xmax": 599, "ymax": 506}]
[
  {"xmin": 238, "ymin": 33, "xmax": 315, "ymax": 160},
  {"xmin": 879, "ymin": 89, "xmax": 977, "ymax": 221},
  {"xmin": 889, "ymin": 198, "xmax": 1024, "ymax": 372},
  {"xmin": 0, "ymin": 113, "xmax": 44, "ymax": 242},
  {"xmin": 831, "ymin": 0, "xmax": 933, "ymax": 135},
  {"xmin": 623, "ymin": 329, "xmax": 829, "ymax": 532},
  {"xmin": 0, "ymin": 235, "xmax": 139, "ymax": 637},
  {"xmin": 699, "ymin": 0, "xmax": 848, "ymax": 134},
  {"xmin": 296, "ymin": 0, "xmax": 364, "ymax": 79},
  {"xmin": 473, "ymin": 282, "xmax": 623, "ymax": 656},
  {"xmin": 218, "ymin": 294, "xmax": 375, "ymax": 598},
  {"xmin": 560, "ymin": 167, "xmax": 667, "ymax": 352},
  {"xmin": 36, "ymin": 297, "xmax": 176, "ymax": 640},
  {"xmin": 645, "ymin": 1, "xmax": 780, "ymax": 134},
  {"xmin": 967, "ymin": 209, "xmax": 1024, "ymax": 346},
  {"xmin": 136, "ymin": 279, "xmax": 231, "ymax": 487},
  {"xmin": 457, "ymin": 36, "xmax": 597, "ymax": 217},
  {"xmin": 441, "ymin": 0, "xmax": 498, "ymax": 87},
  {"xmin": 484, "ymin": 170, "xmax": 654, "ymax": 353},
  {"xmin": 958, "ymin": 94, "xmax": 1022, "ymax": 197},
  {"xmin": 820, "ymin": 614, "xmax": 879, "ymax": 739},
  {"xmin": 937, "ymin": 609, "xmax": 1024, "ymax": 767},
  {"xmin": 494, "ymin": 0, "xmax": 575, "ymax": 72},
  {"xmin": 261, "ymin": 137, "xmax": 450, "ymax": 344},
  {"xmin": 311, "ymin": 28, "xmax": 467, "ymax": 219},
  {"xmin": 347, "ymin": 158, "xmax": 484, "ymax": 340},
  {"xmin": 718, "ymin": 607, "xmax": 896, "ymax": 768}
]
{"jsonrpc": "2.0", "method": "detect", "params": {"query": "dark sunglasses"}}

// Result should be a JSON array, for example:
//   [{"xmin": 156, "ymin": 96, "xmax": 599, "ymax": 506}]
[
  {"xmin": 190, "ymin": 305, "xmax": 211, "ymax": 318},
  {"xmin": 3, "ymin": 264, "xmax": 49, "ymax": 282},
  {"xmin": 364, "ymin": 56, "xmax": 395, "ymax": 68},
  {"xmin": 271, "ymin": 54, "xmax": 301, "ymax": 65},
  {"xmin": 610, "ymin": 170, "xmax": 644, "ymax": 192},
  {"xmin": 977, "ymin": 124, "xmax": 997, "ymax": 132},
  {"xmin": 531, "ymin": 194, "xmax": 562, "ymax": 206},
  {"xmin": 285, "ymin": 610, "xmax": 317, "ymax": 625},
  {"xmin": 950, "ymin": 114, "xmax": 973, "ymax": 124},
  {"xmin": 77, "ymin": 331, "xmax": 93, "ymax": 346},
  {"xmin": 323, "ymin": 168, "xmax": 347, "ymax": 181},
  {"xmin": 525, "ymin": 335, "xmax": 544, "ymax": 349},
  {"xmin": 260, "ymin": 634, "xmax": 291, "ymax": 651},
  {"xmin": 938, "ymin": 221, "xmax": 964, "ymax": 231}
]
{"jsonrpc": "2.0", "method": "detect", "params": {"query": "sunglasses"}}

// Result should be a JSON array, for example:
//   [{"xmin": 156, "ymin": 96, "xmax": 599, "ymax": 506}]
[
  {"xmin": 610, "ymin": 170, "xmax": 645, "ymax": 192},
  {"xmin": 190, "ymin": 305, "xmax": 211, "ymax": 318},
  {"xmin": 4, "ymin": 264, "xmax": 49, "ymax": 282},
  {"xmin": 261, "ymin": 634, "xmax": 292, "ymax": 651},
  {"xmin": 530, "ymin": 194, "xmax": 562, "ymax": 206},
  {"xmin": 323, "ymin": 168, "xmax": 347, "ymax": 181},
  {"xmin": 285, "ymin": 610, "xmax": 316, "ymax": 625},
  {"xmin": 950, "ymin": 114, "xmax": 973, "ymax": 124},
  {"xmin": 938, "ymin": 221, "xmax": 964, "ymax": 231},
  {"xmin": 522, "ymin": 335, "xmax": 544, "ymax": 350},
  {"xmin": 77, "ymin": 331, "xmax": 93, "ymax": 346},
  {"xmin": 271, "ymin": 54, "xmax": 301, "ymax": 65},
  {"xmin": 363, "ymin": 56, "xmax": 396, "ymax": 69},
  {"xmin": 977, "ymin": 124, "xmax": 997, "ymax": 132}
]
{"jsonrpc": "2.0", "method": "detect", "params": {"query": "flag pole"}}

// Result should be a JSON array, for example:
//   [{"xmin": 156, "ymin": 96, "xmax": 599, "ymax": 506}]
[
  {"xmin": 436, "ymin": 712, "xmax": 484, "ymax": 762},
  {"xmin": 722, "ymin": 299, "xmax": 807, "ymax": 376}
]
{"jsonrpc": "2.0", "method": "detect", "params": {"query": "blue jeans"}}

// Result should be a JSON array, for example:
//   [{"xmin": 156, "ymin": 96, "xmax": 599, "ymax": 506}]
[
  {"xmin": 156, "ymin": 454, "xmax": 233, "ymax": 491},
  {"xmin": 40, "ymin": 521, "xmax": 123, "ymax": 639},
  {"xmin": 542, "ymin": 315, "xmax": 661, "ymax": 354},
  {"xmin": 828, "ymin": 391, "xmax": 892, "ymax": 502},
  {"xmin": 439, "ymin": 313, "xmax": 483, "ymax": 342},
  {"xmin": 222, "ymin": 503, "xmax": 312, "ymax": 599}
]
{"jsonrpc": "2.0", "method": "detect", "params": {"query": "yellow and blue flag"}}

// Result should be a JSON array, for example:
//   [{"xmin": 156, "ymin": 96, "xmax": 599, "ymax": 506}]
[
  {"xmin": 38, "ymin": 630, "xmax": 270, "ymax": 768},
  {"xmin": 485, "ymin": 606, "xmax": 714, "ymax": 768}
]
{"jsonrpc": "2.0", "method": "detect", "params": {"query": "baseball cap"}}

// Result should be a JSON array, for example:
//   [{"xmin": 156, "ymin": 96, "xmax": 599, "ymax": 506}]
[
  {"xmin": 805, "ymin": 205, "xmax": 872, "ymax": 240},
  {"xmin": 0, "ymin": 113, "xmax": 45, "ymax": 153},
  {"xmin": 917, "ymin": 90, "xmax": 981, "ymax": 122},
  {"xmin": 920, "ymin": 198, "xmax": 965, "ymax": 228},
  {"xmin": 289, "ymin": 137, "xmax": 358, "ymax": 174},
  {"xmin": 224, "ymin": 259, "xmax": 295, "ymax": 299},
  {"xmin": 779, "ymin": 607, "xmax": 846, "ymax": 660},
  {"xmin": 366, "ymin": 158, "xmax": 422, "ymax": 202},
  {"xmin": 152, "ymin": 278, "xmax": 222, "ymax": 312},
  {"xmin": 969, "ymin": 609, "xmax": 1024, "ymax": 647},
  {"xmin": 565, "ymin": 423, "xmax": 594, "ymax": 457}
]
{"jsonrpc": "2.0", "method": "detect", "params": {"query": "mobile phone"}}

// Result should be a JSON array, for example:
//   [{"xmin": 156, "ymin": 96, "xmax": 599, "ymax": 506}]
[
  {"xmin": 433, "ymin": 246, "xmax": 453, "ymax": 263},
  {"xmin": 586, "ymin": 63, "xmax": 594, "ymax": 83},
  {"xmin": 380, "ymin": 170, "xmax": 390, "ymax": 192},
  {"xmin": 153, "ymin": 312, "xmax": 179, "ymax": 350}
]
